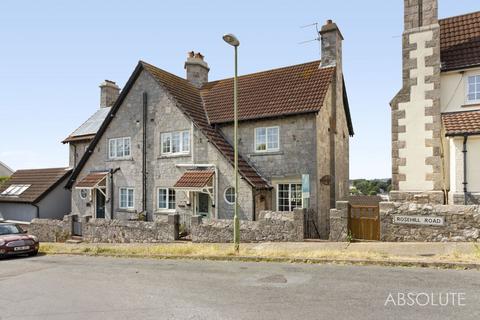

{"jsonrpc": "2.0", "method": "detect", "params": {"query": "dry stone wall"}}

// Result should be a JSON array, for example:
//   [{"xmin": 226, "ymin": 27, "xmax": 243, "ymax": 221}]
[
  {"xmin": 191, "ymin": 209, "xmax": 304, "ymax": 243},
  {"xmin": 380, "ymin": 202, "xmax": 480, "ymax": 242}
]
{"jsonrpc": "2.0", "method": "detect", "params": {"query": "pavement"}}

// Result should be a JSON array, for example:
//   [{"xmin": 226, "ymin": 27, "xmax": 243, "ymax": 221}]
[{"xmin": 0, "ymin": 255, "xmax": 479, "ymax": 320}]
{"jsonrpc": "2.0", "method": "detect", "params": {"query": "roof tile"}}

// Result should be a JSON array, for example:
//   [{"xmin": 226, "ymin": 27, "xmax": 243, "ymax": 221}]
[{"xmin": 442, "ymin": 110, "xmax": 480, "ymax": 136}]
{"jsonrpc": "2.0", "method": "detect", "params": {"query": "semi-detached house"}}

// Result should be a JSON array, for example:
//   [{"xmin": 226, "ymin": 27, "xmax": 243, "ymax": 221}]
[{"xmin": 65, "ymin": 20, "xmax": 353, "ymax": 239}]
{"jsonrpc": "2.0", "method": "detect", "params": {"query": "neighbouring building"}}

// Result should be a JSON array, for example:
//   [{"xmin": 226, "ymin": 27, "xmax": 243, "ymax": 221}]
[
  {"xmin": 0, "ymin": 168, "xmax": 72, "ymax": 222},
  {"xmin": 62, "ymin": 80, "xmax": 121, "ymax": 168},
  {"xmin": 65, "ymin": 20, "xmax": 353, "ymax": 239},
  {"xmin": 391, "ymin": 0, "xmax": 480, "ymax": 205},
  {"xmin": 0, "ymin": 161, "xmax": 13, "ymax": 177}
]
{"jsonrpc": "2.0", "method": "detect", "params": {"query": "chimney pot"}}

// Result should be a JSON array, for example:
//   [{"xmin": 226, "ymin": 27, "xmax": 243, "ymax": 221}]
[{"xmin": 327, "ymin": 19, "xmax": 333, "ymax": 24}]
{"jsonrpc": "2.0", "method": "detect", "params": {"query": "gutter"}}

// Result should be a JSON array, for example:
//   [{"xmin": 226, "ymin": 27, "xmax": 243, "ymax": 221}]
[
  {"xmin": 32, "ymin": 203, "xmax": 40, "ymax": 219},
  {"xmin": 462, "ymin": 135, "xmax": 468, "ymax": 205}
]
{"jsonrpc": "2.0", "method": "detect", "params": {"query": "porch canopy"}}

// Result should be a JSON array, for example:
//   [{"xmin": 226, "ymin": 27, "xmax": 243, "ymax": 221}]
[
  {"xmin": 75, "ymin": 172, "xmax": 108, "ymax": 189},
  {"xmin": 173, "ymin": 170, "xmax": 215, "ymax": 201}
]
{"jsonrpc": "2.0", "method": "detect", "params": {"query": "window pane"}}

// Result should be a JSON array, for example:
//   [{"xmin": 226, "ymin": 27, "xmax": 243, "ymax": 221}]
[
  {"xmin": 158, "ymin": 189, "xmax": 167, "ymax": 209},
  {"xmin": 168, "ymin": 189, "xmax": 176, "ymax": 209},
  {"xmin": 225, "ymin": 187, "xmax": 235, "ymax": 204},
  {"xmin": 290, "ymin": 184, "xmax": 303, "ymax": 210},
  {"xmin": 172, "ymin": 132, "xmax": 180, "ymax": 153},
  {"xmin": 124, "ymin": 138, "xmax": 131, "ymax": 157},
  {"xmin": 117, "ymin": 139, "xmax": 124, "ymax": 157},
  {"xmin": 162, "ymin": 134, "xmax": 171, "ymax": 153},
  {"xmin": 120, "ymin": 189, "xmax": 127, "ymax": 208},
  {"xmin": 182, "ymin": 131, "xmax": 190, "ymax": 152},
  {"xmin": 256, "ymin": 128, "xmax": 266, "ymax": 151},
  {"xmin": 128, "ymin": 189, "xmax": 134, "ymax": 208},
  {"xmin": 468, "ymin": 93, "xmax": 476, "ymax": 101},
  {"xmin": 469, "ymin": 76, "xmax": 476, "ymax": 85},
  {"xmin": 278, "ymin": 184, "xmax": 289, "ymax": 211},
  {"xmin": 267, "ymin": 127, "xmax": 279, "ymax": 150}
]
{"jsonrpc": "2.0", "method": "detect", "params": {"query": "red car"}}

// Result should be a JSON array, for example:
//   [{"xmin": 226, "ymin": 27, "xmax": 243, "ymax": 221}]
[{"xmin": 0, "ymin": 223, "xmax": 39, "ymax": 257}]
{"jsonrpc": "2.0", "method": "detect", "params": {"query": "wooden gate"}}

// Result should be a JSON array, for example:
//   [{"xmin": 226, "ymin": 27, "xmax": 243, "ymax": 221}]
[{"xmin": 348, "ymin": 204, "xmax": 380, "ymax": 241}]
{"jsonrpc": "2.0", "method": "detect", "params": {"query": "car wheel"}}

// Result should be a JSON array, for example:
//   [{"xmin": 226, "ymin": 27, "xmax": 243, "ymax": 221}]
[{"xmin": 28, "ymin": 250, "xmax": 38, "ymax": 257}]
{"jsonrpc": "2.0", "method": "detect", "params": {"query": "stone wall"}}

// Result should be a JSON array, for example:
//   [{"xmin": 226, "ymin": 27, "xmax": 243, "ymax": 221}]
[
  {"xmin": 26, "ymin": 217, "xmax": 71, "ymax": 242},
  {"xmin": 190, "ymin": 209, "xmax": 304, "ymax": 243},
  {"xmin": 380, "ymin": 202, "xmax": 480, "ymax": 242},
  {"xmin": 82, "ymin": 214, "xmax": 179, "ymax": 243},
  {"xmin": 329, "ymin": 201, "xmax": 348, "ymax": 241}
]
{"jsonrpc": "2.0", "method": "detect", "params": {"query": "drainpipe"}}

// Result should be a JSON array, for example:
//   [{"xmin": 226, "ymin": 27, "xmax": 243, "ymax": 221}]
[
  {"xmin": 462, "ymin": 135, "xmax": 468, "ymax": 205},
  {"xmin": 142, "ymin": 92, "xmax": 148, "ymax": 220},
  {"xmin": 109, "ymin": 168, "xmax": 120, "ymax": 220}
]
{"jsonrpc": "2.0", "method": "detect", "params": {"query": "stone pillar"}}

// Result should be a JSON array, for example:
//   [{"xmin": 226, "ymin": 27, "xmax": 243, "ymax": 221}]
[
  {"xmin": 329, "ymin": 201, "xmax": 349, "ymax": 241},
  {"xmin": 167, "ymin": 213, "xmax": 180, "ymax": 240},
  {"xmin": 99, "ymin": 80, "xmax": 120, "ymax": 108},
  {"xmin": 390, "ymin": 0, "xmax": 444, "ymax": 204},
  {"xmin": 184, "ymin": 52, "xmax": 209, "ymax": 88}
]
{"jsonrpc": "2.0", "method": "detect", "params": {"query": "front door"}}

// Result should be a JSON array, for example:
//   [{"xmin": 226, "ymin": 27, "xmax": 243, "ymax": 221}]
[
  {"xmin": 95, "ymin": 189, "xmax": 106, "ymax": 219},
  {"xmin": 197, "ymin": 193, "xmax": 210, "ymax": 218}
]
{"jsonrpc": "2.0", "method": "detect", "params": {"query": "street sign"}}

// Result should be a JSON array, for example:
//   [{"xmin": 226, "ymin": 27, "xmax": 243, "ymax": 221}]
[{"xmin": 393, "ymin": 215, "xmax": 444, "ymax": 226}]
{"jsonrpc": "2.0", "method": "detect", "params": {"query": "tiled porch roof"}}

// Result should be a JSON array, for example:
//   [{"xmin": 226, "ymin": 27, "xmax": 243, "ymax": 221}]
[
  {"xmin": 442, "ymin": 110, "xmax": 480, "ymax": 136},
  {"xmin": 75, "ymin": 172, "xmax": 108, "ymax": 188},
  {"xmin": 174, "ymin": 170, "xmax": 214, "ymax": 189}
]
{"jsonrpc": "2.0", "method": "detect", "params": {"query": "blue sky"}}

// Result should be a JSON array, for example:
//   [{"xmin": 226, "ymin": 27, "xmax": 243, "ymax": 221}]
[{"xmin": 0, "ymin": 1, "xmax": 477, "ymax": 178}]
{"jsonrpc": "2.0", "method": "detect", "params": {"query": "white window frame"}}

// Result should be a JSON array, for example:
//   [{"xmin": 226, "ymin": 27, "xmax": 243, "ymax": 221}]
[
  {"xmin": 161, "ymin": 130, "xmax": 190, "ymax": 155},
  {"xmin": 276, "ymin": 183, "xmax": 302, "ymax": 212},
  {"xmin": 224, "ymin": 187, "xmax": 235, "ymax": 205},
  {"xmin": 119, "ymin": 187, "xmax": 134, "ymax": 209},
  {"xmin": 108, "ymin": 137, "xmax": 131, "ymax": 160},
  {"xmin": 255, "ymin": 126, "xmax": 280, "ymax": 153},
  {"xmin": 157, "ymin": 187, "xmax": 176, "ymax": 211},
  {"xmin": 466, "ymin": 74, "xmax": 480, "ymax": 104}
]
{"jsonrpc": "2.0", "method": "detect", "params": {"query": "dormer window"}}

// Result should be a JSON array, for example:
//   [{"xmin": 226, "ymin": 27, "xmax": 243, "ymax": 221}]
[
  {"xmin": 467, "ymin": 75, "xmax": 480, "ymax": 103},
  {"xmin": 1, "ymin": 185, "xmax": 31, "ymax": 196}
]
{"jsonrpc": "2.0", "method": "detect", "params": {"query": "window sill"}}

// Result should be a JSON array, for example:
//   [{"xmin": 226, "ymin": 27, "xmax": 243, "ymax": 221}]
[
  {"xmin": 249, "ymin": 151, "xmax": 284, "ymax": 157},
  {"xmin": 106, "ymin": 158, "xmax": 134, "ymax": 162},
  {"xmin": 462, "ymin": 103, "xmax": 480, "ymax": 108},
  {"xmin": 158, "ymin": 153, "xmax": 191, "ymax": 159},
  {"xmin": 117, "ymin": 208, "xmax": 136, "ymax": 213},
  {"xmin": 154, "ymin": 210, "xmax": 176, "ymax": 214}
]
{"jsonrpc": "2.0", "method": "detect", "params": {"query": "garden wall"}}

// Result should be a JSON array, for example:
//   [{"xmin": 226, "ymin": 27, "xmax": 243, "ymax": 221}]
[
  {"xmin": 380, "ymin": 202, "xmax": 480, "ymax": 242},
  {"xmin": 190, "ymin": 209, "xmax": 304, "ymax": 243}
]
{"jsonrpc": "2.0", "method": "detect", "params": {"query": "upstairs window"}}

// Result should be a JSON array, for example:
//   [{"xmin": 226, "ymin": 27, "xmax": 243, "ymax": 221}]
[
  {"xmin": 467, "ymin": 75, "xmax": 480, "ymax": 103},
  {"xmin": 0, "ymin": 185, "xmax": 31, "ymax": 196},
  {"xmin": 255, "ymin": 126, "xmax": 279, "ymax": 152},
  {"xmin": 161, "ymin": 130, "xmax": 190, "ymax": 155},
  {"xmin": 108, "ymin": 137, "xmax": 131, "ymax": 159}
]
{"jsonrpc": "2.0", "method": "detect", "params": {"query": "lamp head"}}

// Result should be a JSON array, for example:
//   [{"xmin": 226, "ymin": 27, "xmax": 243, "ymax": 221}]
[{"xmin": 222, "ymin": 33, "xmax": 240, "ymax": 47}]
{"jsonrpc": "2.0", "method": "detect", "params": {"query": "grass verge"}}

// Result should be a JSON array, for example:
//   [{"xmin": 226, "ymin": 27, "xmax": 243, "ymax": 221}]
[{"xmin": 39, "ymin": 242, "xmax": 480, "ymax": 269}]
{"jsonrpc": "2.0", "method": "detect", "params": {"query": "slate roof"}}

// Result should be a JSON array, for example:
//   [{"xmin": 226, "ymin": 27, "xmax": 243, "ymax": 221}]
[
  {"xmin": 0, "ymin": 168, "xmax": 72, "ymax": 203},
  {"xmin": 201, "ymin": 61, "xmax": 336, "ymax": 124},
  {"xmin": 63, "ymin": 107, "xmax": 111, "ymax": 143},
  {"xmin": 174, "ymin": 170, "xmax": 214, "ymax": 188},
  {"xmin": 440, "ymin": 11, "xmax": 480, "ymax": 72},
  {"xmin": 442, "ymin": 110, "xmax": 480, "ymax": 136}
]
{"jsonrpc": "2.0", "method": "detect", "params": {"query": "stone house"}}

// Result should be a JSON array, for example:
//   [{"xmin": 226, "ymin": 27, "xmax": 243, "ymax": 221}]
[
  {"xmin": 391, "ymin": 0, "xmax": 480, "ymax": 205},
  {"xmin": 0, "ymin": 168, "xmax": 72, "ymax": 222},
  {"xmin": 65, "ymin": 19, "xmax": 353, "ymax": 239},
  {"xmin": 0, "ymin": 161, "xmax": 13, "ymax": 177}
]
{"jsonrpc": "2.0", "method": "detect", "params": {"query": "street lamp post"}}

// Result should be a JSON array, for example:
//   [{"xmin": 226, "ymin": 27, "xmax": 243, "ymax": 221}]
[{"xmin": 223, "ymin": 33, "xmax": 240, "ymax": 253}]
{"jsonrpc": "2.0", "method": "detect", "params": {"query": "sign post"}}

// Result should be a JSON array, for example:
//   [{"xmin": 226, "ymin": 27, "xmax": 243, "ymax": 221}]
[{"xmin": 302, "ymin": 174, "xmax": 310, "ymax": 209}]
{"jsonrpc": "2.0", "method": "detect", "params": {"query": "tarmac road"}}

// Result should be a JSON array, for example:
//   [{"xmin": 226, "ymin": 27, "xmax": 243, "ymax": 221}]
[{"xmin": 0, "ymin": 255, "xmax": 479, "ymax": 320}]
